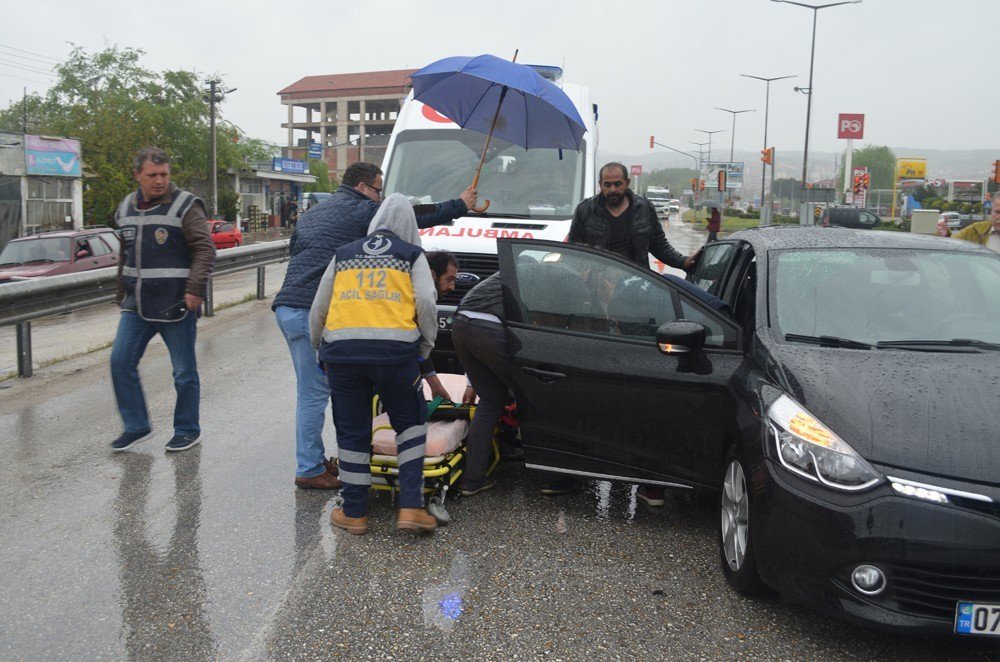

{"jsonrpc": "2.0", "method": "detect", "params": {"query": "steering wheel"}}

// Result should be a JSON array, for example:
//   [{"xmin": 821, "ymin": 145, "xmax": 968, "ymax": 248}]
[{"xmin": 929, "ymin": 313, "xmax": 994, "ymax": 335}]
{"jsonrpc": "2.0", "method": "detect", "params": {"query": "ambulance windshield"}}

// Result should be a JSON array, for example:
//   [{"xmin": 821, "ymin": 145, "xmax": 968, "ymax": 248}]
[{"xmin": 383, "ymin": 129, "xmax": 585, "ymax": 220}]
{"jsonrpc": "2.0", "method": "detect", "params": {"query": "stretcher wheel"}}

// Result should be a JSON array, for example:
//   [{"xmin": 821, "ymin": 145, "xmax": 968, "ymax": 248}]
[{"xmin": 428, "ymin": 497, "xmax": 451, "ymax": 525}]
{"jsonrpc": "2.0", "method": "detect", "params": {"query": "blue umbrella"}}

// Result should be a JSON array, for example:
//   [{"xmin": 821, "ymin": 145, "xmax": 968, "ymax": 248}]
[{"xmin": 410, "ymin": 52, "xmax": 586, "ymax": 211}]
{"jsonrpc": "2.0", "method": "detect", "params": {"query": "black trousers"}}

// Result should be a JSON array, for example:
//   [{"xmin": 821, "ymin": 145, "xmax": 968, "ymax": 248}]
[{"xmin": 451, "ymin": 315, "xmax": 510, "ymax": 489}]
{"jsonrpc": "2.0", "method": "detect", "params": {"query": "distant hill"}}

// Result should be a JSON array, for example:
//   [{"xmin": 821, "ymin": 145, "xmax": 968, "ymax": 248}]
[{"xmin": 600, "ymin": 147, "xmax": 998, "ymax": 193}]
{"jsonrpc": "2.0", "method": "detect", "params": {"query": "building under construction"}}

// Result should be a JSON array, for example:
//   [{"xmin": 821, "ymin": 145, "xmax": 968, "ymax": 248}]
[{"xmin": 278, "ymin": 69, "xmax": 415, "ymax": 181}]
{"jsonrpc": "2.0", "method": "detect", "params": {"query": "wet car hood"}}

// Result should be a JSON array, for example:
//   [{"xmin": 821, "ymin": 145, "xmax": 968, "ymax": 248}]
[
  {"xmin": 0, "ymin": 263, "xmax": 62, "ymax": 280},
  {"xmin": 775, "ymin": 345, "xmax": 1000, "ymax": 486}
]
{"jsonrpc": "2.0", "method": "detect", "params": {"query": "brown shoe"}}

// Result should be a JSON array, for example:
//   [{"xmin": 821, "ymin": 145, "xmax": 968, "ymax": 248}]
[
  {"xmin": 397, "ymin": 508, "xmax": 437, "ymax": 532},
  {"xmin": 324, "ymin": 456, "xmax": 340, "ymax": 477},
  {"xmin": 294, "ymin": 470, "xmax": 342, "ymax": 490},
  {"xmin": 331, "ymin": 508, "xmax": 368, "ymax": 535}
]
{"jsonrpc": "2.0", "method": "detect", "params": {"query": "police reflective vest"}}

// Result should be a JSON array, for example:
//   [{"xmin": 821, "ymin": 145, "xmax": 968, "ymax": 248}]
[{"xmin": 115, "ymin": 189, "xmax": 200, "ymax": 322}]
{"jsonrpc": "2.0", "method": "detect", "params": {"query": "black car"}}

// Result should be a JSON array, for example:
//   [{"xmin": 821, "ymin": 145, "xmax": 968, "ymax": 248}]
[
  {"xmin": 495, "ymin": 228, "xmax": 1000, "ymax": 636},
  {"xmin": 821, "ymin": 206, "xmax": 882, "ymax": 229}
]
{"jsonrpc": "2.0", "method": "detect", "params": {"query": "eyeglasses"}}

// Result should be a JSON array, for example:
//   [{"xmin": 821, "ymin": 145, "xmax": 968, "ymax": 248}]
[{"xmin": 366, "ymin": 183, "xmax": 383, "ymax": 198}]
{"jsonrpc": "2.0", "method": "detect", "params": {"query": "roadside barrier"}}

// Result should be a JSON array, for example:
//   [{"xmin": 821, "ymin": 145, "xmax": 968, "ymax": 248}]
[{"xmin": 0, "ymin": 240, "xmax": 289, "ymax": 377}]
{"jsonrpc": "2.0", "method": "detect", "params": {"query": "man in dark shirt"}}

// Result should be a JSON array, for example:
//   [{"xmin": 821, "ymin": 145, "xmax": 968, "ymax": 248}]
[{"xmin": 568, "ymin": 162, "xmax": 699, "ymax": 271}]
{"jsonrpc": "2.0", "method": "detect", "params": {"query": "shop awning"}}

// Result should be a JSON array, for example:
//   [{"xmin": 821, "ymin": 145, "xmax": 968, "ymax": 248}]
[{"xmin": 252, "ymin": 170, "xmax": 317, "ymax": 184}]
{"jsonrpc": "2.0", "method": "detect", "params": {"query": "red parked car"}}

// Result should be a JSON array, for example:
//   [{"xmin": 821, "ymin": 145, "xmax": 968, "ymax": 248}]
[
  {"xmin": 209, "ymin": 219, "xmax": 243, "ymax": 250},
  {"xmin": 0, "ymin": 228, "xmax": 121, "ymax": 283}
]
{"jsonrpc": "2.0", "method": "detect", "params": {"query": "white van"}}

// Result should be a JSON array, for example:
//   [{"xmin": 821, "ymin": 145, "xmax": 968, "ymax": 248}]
[{"xmin": 381, "ymin": 66, "xmax": 598, "ymax": 371}]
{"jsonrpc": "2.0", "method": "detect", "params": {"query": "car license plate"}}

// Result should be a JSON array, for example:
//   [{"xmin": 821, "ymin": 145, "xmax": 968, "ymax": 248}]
[
  {"xmin": 437, "ymin": 314, "xmax": 454, "ymax": 331},
  {"xmin": 955, "ymin": 602, "xmax": 1000, "ymax": 635}
]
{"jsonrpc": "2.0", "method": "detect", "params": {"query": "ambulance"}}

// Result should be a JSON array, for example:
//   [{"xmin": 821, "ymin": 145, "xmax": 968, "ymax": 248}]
[{"xmin": 381, "ymin": 65, "xmax": 598, "ymax": 371}]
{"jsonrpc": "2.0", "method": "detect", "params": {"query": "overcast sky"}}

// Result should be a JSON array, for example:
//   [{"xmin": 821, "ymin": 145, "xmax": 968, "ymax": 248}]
[{"xmin": 3, "ymin": 0, "xmax": 998, "ymax": 162}]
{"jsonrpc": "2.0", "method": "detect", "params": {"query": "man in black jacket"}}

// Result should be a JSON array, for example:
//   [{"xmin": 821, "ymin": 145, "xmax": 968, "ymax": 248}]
[
  {"xmin": 565, "ymin": 162, "xmax": 699, "ymax": 505},
  {"xmin": 568, "ymin": 162, "xmax": 699, "ymax": 272}
]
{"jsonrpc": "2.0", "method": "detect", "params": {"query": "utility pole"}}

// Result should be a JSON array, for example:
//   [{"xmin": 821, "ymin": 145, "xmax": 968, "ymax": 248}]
[
  {"xmin": 22, "ymin": 87, "xmax": 27, "ymax": 133},
  {"xmin": 205, "ymin": 79, "xmax": 238, "ymax": 218}
]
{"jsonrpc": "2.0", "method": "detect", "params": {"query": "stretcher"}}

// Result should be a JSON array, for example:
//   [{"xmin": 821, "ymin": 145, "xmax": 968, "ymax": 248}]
[{"xmin": 367, "ymin": 373, "xmax": 500, "ymax": 524}]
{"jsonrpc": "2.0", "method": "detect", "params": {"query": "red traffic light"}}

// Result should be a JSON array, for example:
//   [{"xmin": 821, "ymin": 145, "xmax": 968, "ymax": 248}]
[
  {"xmin": 992, "ymin": 160, "xmax": 1000, "ymax": 185},
  {"xmin": 649, "ymin": 135, "xmax": 655, "ymax": 149},
  {"xmin": 862, "ymin": 173, "xmax": 870, "ymax": 188},
  {"xmin": 761, "ymin": 147, "xmax": 773, "ymax": 165},
  {"xmin": 717, "ymin": 170, "xmax": 727, "ymax": 192},
  {"xmin": 699, "ymin": 179, "xmax": 705, "ymax": 191}
]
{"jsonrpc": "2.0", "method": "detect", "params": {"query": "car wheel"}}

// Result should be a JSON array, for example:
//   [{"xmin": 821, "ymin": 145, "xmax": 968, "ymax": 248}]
[{"xmin": 719, "ymin": 446, "xmax": 765, "ymax": 595}]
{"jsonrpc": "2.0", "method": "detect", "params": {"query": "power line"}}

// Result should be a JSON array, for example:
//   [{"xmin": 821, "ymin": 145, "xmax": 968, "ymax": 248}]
[
  {"xmin": 0, "ymin": 42, "xmax": 61, "ymax": 63},
  {"xmin": 0, "ymin": 70, "xmax": 50, "ymax": 85},
  {"xmin": 0, "ymin": 47, "xmax": 60, "ymax": 67},
  {"xmin": 0, "ymin": 58, "xmax": 54, "ymax": 77}
]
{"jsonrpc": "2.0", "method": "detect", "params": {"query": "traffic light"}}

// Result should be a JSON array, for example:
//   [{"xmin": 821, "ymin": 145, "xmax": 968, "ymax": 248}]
[
  {"xmin": 853, "ymin": 175, "xmax": 863, "ymax": 195},
  {"xmin": 862, "ymin": 173, "xmax": 870, "ymax": 189},
  {"xmin": 690, "ymin": 177, "xmax": 698, "ymax": 190},
  {"xmin": 717, "ymin": 170, "xmax": 727, "ymax": 191},
  {"xmin": 761, "ymin": 147, "xmax": 773, "ymax": 165},
  {"xmin": 649, "ymin": 135, "xmax": 655, "ymax": 149},
  {"xmin": 699, "ymin": 179, "xmax": 705, "ymax": 191},
  {"xmin": 992, "ymin": 160, "xmax": 1000, "ymax": 185}
]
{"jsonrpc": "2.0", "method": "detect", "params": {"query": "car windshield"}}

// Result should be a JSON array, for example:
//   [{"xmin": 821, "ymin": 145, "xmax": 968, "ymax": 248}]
[
  {"xmin": 647, "ymin": 191, "xmax": 670, "ymax": 201},
  {"xmin": 384, "ymin": 128, "xmax": 585, "ymax": 220},
  {"xmin": 0, "ymin": 237, "xmax": 71, "ymax": 265},
  {"xmin": 771, "ymin": 248, "xmax": 1000, "ymax": 345}
]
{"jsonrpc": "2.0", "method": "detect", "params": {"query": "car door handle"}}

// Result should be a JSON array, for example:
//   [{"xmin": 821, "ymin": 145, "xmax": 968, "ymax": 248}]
[{"xmin": 521, "ymin": 366, "xmax": 567, "ymax": 383}]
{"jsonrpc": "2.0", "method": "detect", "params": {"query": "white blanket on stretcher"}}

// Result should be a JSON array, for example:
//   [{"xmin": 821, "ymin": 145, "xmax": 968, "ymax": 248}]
[{"xmin": 371, "ymin": 373, "xmax": 469, "ymax": 457}]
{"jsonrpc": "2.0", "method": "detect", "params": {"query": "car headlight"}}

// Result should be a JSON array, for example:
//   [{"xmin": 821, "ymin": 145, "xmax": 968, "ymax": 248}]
[{"xmin": 767, "ymin": 394, "xmax": 882, "ymax": 491}]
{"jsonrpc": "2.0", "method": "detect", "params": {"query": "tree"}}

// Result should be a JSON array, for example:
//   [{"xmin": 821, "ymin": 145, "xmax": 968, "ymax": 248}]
[
  {"xmin": 0, "ymin": 45, "xmax": 268, "ymax": 224},
  {"xmin": 638, "ymin": 167, "xmax": 697, "ymax": 198},
  {"xmin": 838, "ymin": 145, "xmax": 897, "ymax": 190},
  {"xmin": 304, "ymin": 158, "xmax": 336, "ymax": 193}
]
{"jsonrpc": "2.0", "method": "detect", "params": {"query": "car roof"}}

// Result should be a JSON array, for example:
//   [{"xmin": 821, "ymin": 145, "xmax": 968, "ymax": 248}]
[
  {"xmin": 10, "ymin": 228, "xmax": 115, "ymax": 242},
  {"xmin": 728, "ymin": 225, "xmax": 996, "ymax": 254}
]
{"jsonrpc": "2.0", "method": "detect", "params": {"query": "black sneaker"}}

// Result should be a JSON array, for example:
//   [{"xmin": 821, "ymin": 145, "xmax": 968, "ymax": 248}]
[
  {"xmin": 461, "ymin": 480, "xmax": 496, "ymax": 497},
  {"xmin": 165, "ymin": 435, "xmax": 201, "ymax": 452},
  {"xmin": 540, "ymin": 477, "xmax": 581, "ymax": 496},
  {"xmin": 111, "ymin": 429, "xmax": 152, "ymax": 452}
]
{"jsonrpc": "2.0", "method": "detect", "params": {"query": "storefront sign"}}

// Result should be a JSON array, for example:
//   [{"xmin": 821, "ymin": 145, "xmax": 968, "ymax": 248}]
[
  {"xmin": 272, "ymin": 158, "xmax": 307, "ymax": 174},
  {"xmin": 25, "ymin": 135, "xmax": 81, "ymax": 177},
  {"xmin": 837, "ymin": 113, "xmax": 865, "ymax": 140},
  {"xmin": 896, "ymin": 159, "xmax": 926, "ymax": 179}
]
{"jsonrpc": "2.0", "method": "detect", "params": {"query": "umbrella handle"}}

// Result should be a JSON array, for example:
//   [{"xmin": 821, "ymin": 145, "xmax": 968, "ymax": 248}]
[{"xmin": 470, "ymin": 169, "xmax": 491, "ymax": 212}]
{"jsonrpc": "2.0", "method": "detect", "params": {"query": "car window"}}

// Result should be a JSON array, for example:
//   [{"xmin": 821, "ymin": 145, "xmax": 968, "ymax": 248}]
[
  {"xmin": 509, "ymin": 244, "xmax": 737, "ymax": 349},
  {"xmin": 690, "ymin": 242, "xmax": 738, "ymax": 296},
  {"xmin": 860, "ymin": 211, "xmax": 878, "ymax": 224},
  {"xmin": 87, "ymin": 238, "xmax": 111, "ymax": 256},
  {"xmin": 217, "ymin": 223, "xmax": 233, "ymax": 233},
  {"xmin": 101, "ymin": 233, "xmax": 121, "ymax": 253}
]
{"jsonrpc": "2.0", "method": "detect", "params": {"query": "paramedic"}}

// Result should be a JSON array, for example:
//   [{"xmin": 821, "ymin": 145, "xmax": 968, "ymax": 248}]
[
  {"xmin": 310, "ymin": 193, "xmax": 439, "ymax": 535},
  {"xmin": 274, "ymin": 162, "xmax": 476, "ymax": 491}
]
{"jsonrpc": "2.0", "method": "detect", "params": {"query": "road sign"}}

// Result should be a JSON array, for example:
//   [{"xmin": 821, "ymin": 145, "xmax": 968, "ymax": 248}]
[
  {"xmin": 630, "ymin": 164, "xmax": 642, "ymax": 177},
  {"xmin": 837, "ymin": 113, "xmax": 865, "ymax": 140},
  {"xmin": 308, "ymin": 142, "xmax": 323, "ymax": 159}
]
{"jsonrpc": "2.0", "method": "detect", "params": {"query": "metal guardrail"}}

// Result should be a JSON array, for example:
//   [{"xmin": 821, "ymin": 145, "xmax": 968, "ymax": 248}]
[{"xmin": 1, "ymin": 240, "xmax": 289, "ymax": 377}]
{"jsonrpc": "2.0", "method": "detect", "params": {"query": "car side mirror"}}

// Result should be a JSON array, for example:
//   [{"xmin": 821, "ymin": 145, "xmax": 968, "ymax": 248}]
[{"xmin": 656, "ymin": 320, "xmax": 707, "ymax": 355}]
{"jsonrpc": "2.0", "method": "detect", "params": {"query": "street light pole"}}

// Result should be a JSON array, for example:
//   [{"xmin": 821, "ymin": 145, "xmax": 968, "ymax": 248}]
[
  {"xmin": 771, "ymin": 0, "xmax": 862, "ymax": 186},
  {"xmin": 695, "ymin": 129, "xmax": 725, "ymax": 165},
  {"xmin": 715, "ymin": 108, "xmax": 755, "ymax": 162},
  {"xmin": 652, "ymin": 140, "xmax": 702, "ymax": 202},
  {"xmin": 740, "ymin": 74, "xmax": 796, "ymax": 206}
]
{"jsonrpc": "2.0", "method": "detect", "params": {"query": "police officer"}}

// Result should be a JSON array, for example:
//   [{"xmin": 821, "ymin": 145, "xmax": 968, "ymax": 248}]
[
  {"xmin": 310, "ymin": 193, "xmax": 438, "ymax": 534},
  {"xmin": 109, "ymin": 147, "xmax": 216, "ymax": 453}
]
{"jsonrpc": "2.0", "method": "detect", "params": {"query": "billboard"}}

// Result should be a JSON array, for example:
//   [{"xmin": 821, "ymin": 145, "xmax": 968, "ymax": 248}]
[
  {"xmin": 837, "ymin": 113, "xmax": 865, "ymax": 140},
  {"xmin": 703, "ymin": 162, "xmax": 745, "ymax": 189},
  {"xmin": 896, "ymin": 159, "xmax": 926, "ymax": 179},
  {"xmin": 25, "ymin": 135, "xmax": 81, "ymax": 177},
  {"xmin": 630, "ymin": 164, "xmax": 642, "ymax": 177}
]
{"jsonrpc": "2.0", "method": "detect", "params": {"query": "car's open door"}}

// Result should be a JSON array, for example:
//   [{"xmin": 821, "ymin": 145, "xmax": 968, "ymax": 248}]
[{"xmin": 497, "ymin": 239, "xmax": 745, "ymax": 489}]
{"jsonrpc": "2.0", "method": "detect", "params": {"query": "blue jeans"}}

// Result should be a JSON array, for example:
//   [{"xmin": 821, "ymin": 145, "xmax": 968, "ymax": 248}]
[
  {"xmin": 327, "ymin": 359, "xmax": 427, "ymax": 518},
  {"xmin": 274, "ymin": 306, "xmax": 334, "ymax": 478},
  {"xmin": 110, "ymin": 310, "xmax": 200, "ymax": 437}
]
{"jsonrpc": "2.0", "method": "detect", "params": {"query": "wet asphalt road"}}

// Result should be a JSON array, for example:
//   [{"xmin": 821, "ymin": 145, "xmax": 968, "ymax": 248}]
[{"xmin": 1, "ymin": 218, "xmax": 997, "ymax": 660}]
